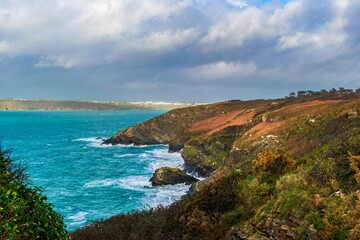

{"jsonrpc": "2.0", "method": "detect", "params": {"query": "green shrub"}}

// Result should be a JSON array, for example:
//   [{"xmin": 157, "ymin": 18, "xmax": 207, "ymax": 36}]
[
  {"xmin": 275, "ymin": 172, "xmax": 314, "ymax": 217},
  {"xmin": 324, "ymin": 125, "xmax": 360, "ymax": 189},
  {"xmin": 0, "ymin": 146, "xmax": 68, "ymax": 240}
]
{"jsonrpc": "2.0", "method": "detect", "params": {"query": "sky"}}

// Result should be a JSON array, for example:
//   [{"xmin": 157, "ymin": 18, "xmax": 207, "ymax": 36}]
[{"xmin": 0, "ymin": 0, "xmax": 359, "ymax": 102}]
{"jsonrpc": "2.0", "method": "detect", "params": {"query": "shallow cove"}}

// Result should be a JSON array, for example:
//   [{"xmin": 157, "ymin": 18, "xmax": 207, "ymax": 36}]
[{"xmin": 0, "ymin": 110, "xmax": 190, "ymax": 231}]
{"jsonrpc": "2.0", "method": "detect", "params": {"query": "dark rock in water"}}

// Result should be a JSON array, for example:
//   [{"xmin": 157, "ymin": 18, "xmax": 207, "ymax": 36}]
[{"xmin": 150, "ymin": 167, "xmax": 199, "ymax": 186}]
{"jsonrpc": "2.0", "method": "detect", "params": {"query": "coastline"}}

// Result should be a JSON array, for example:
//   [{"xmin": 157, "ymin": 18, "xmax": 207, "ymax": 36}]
[
  {"xmin": 69, "ymin": 92, "xmax": 360, "ymax": 239},
  {"xmin": 0, "ymin": 99, "xmax": 199, "ymax": 111}
]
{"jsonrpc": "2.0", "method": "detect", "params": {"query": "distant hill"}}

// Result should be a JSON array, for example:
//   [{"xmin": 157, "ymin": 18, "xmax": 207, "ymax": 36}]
[{"xmin": 0, "ymin": 99, "xmax": 196, "ymax": 111}]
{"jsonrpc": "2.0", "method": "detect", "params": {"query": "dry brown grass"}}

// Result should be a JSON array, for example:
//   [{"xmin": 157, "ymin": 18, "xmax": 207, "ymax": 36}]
[
  {"xmin": 186, "ymin": 109, "xmax": 245, "ymax": 133},
  {"xmin": 269, "ymin": 99, "xmax": 343, "ymax": 117},
  {"xmin": 349, "ymin": 154, "xmax": 360, "ymax": 183},
  {"xmin": 245, "ymin": 121, "xmax": 286, "ymax": 141}
]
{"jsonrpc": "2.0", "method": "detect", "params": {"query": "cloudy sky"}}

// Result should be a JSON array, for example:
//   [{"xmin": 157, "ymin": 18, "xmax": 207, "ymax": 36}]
[{"xmin": 0, "ymin": 0, "xmax": 359, "ymax": 101}]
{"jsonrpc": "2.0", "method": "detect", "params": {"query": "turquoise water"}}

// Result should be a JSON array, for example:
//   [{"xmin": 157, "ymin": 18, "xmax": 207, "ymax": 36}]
[{"xmin": 0, "ymin": 111, "xmax": 189, "ymax": 231}]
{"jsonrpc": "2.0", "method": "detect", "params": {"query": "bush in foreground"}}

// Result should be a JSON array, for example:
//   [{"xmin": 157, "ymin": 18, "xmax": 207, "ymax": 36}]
[{"xmin": 0, "ymin": 146, "xmax": 68, "ymax": 240}]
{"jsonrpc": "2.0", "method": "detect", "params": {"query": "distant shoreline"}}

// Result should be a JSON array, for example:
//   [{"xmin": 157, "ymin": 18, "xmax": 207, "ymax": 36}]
[
  {"xmin": 0, "ymin": 109, "xmax": 166, "ymax": 111},
  {"xmin": 0, "ymin": 99, "xmax": 200, "ymax": 111}
]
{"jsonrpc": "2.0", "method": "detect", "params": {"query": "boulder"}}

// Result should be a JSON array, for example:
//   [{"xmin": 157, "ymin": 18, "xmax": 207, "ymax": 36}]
[{"xmin": 150, "ymin": 167, "xmax": 199, "ymax": 186}]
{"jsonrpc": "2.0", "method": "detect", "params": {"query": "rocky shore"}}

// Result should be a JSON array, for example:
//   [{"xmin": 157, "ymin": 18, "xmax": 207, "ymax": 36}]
[
  {"xmin": 150, "ymin": 167, "xmax": 198, "ymax": 186},
  {"xmin": 72, "ymin": 92, "xmax": 360, "ymax": 240}
]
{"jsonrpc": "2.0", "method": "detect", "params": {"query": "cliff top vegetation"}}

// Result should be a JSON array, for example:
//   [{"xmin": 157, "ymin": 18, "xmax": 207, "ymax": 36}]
[{"xmin": 73, "ymin": 88, "xmax": 360, "ymax": 239}]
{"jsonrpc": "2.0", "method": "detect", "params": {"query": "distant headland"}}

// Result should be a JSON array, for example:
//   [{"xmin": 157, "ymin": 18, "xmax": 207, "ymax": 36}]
[{"xmin": 0, "ymin": 99, "xmax": 199, "ymax": 111}]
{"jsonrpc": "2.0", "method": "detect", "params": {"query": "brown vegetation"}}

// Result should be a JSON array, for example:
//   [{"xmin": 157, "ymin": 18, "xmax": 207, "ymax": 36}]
[
  {"xmin": 349, "ymin": 154, "xmax": 360, "ymax": 183},
  {"xmin": 84, "ymin": 89, "xmax": 360, "ymax": 239},
  {"xmin": 186, "ymin": 109, "xmax": 245, "ymax": 133},
  {"xmin": 253, "ymin": 148, "xmax": 296, "ymax": 176}
]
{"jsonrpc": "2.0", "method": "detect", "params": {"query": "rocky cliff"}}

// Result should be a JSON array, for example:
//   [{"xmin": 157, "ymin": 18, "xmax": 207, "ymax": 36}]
[
  {"xmin": 74, "ymin": 92, "xmax": 360, "ymax": 240},
  {"xmin": 104, "ymin": 93, "xmax": 360, "ymax": 177}
]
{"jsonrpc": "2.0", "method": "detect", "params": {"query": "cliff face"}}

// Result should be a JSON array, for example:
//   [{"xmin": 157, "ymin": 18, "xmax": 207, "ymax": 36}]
[
  {"xmin": 103, "ymin": 100, "xmax": 273, "ymax": 146},
  {"xmin": 104, "ymin": 93, "xmax": 360, "ymax": 176},
  {"xmin": 74, "ymin": 92, "xmax": 360, "ymax": 240}
]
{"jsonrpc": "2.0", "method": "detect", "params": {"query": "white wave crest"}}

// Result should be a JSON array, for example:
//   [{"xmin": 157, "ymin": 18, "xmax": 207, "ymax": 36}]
[
  {"xmin": 67, "ymin": 211, "xmax": 88, "ymax": 226},
  {"xmin": 72, "ymin": 137, "xmax": 112, "ymax": 148},
  {"xmin": 116, "ymin": 176, "xmax": 151, "ymax": 191},
  {"xmin": 84, "ymin": 176, "xmax": 151, "ymax": 191},
  {"xmin": 114, "ymin": 153, "xmax": 138, "ymax": 158},
  {"xmin": 84, "ymin": 179, "xmax": 119, "ymax": 188},
  {"xmin": 73, "ymin": 137, "xmax": 104, "ymax": 143},
  {"xmin": 139, "ymin": 153, "xmax": 149, "ymax": 158},
  {"xmin": 143, "ymin": 184, "xmax": 189, "ymax": 209},
  {"xmin": 110, "ymin": 144, "xmax": 167, "ymax": 148},
  {"xmin": 146, "ymin": 149, "xmax": 184, "ymax": 171}
]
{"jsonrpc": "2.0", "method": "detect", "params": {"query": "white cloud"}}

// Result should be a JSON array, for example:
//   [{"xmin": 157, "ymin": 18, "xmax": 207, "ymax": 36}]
[
  {"xmin": 280, "ymin": 25, "xmax": 347, "ymax": 51},
  {"xmin": 64, "ymin": 0, "xmax": 192, "ymax": 40},
  {"xmin": 227, "ymin": 0, "xmax": 248, "ymax": 9},
  {"xmin": 280, "ymin": 32, "xmax": 320, "ymax": 50},
  {"xmin": 0, "ymin": 0, "xmax": 355, "ymax": 68},
  {"xmin": 0, "ymin": 41, "xmax": 11, "ymax": 54},
  {"xmin": 200, "ymin": 7, "xmax": 278, "ymax": 50},
  {"xmin": 0, "ymin": 0, "xmax": 360, "ymax": 100},
  {"xmin": 194, "ymin": 0, "xmax": 210, "ymax": 5},
  {"xmin": 126, "ymin": 28, "xmax": 199, "ymax": 53},
  {"xmin": 34, "ymin": 55, "xmax": 79, "ymax": 69},
  {"xmin": 186, "ymin": 61, "xmax": 257, "ymax": 80},
  {"xmin": 0, "ymin": 0, "xmax": 193, "ymax": 67},
  {"xmin": 279, "ymin": 0, "xmax": 348, "ymax": 57}
]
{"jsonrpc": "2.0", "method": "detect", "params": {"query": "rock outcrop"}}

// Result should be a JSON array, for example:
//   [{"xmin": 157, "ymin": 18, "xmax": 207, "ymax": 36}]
[
  {"xmin": 72, "ymin": 92, "xmax": 360, "ymax": 240},
  {"xmin": 150, "ymin": 167, "xmax": 198, "ymax": 186},
  {"xmin": 104, "ymin": 93, "xmax": 360, "ymax": 178}
]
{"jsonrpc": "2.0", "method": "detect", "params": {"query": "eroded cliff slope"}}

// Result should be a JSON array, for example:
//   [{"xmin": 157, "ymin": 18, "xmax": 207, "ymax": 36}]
[
  {"xmin": 74, "ymin": 92, "xmax": 360, "ymax": 240},
  {"xmin": 104, "ymin": 93, "xmax": 360, "ymax": 177}
]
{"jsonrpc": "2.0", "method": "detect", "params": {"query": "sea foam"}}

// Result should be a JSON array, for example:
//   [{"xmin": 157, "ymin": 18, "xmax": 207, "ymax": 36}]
[
  {"xmin": 143, "ymin": 184, "xmax": 189, "ymax": 209},
  {"xmin": 67, "ymin": 211, "xmax": 89, "ymax": 227}
]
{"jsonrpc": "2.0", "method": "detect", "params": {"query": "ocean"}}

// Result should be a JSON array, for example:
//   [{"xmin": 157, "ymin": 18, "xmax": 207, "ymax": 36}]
[{"xmin": 0, "ymin": 110, "xmax": 189, "ymax": 231}]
